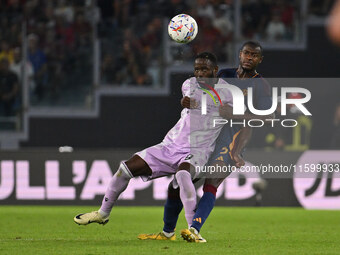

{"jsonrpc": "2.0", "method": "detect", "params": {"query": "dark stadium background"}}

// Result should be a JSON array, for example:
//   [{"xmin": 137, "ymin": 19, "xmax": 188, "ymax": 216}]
[{"xmin": 16, "ymin": 28, "xmax": 340, "ymax": 149}]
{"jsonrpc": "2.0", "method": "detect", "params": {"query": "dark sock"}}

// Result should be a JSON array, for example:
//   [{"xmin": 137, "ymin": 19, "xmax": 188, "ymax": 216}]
[
  {"xmin": 163, "ymin": 183, "xmax": 183, "ymax": 233},
  {"xmin": 191, "ymin": 184, "xmax": 217, "ymax": 232}
]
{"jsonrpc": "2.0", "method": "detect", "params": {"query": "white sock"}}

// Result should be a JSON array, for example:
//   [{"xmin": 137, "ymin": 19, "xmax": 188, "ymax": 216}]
[
  {"xmin": 162, "ymin": 231, "xmax": 175, "ymax": 237},
  {"xmin": 190, "ymin": 227, "xmax": 199, "ymax": 235},
  {"xmin": 98, "ymin": 209, "xmax": 109, "ymax": 218},
  {"xmin": 175, "ymin": 170, "xmax": 197, "ymax": 227},
  {"xmin": 99, "ymin": 162, "xmax": 132, "ymax": 215}
]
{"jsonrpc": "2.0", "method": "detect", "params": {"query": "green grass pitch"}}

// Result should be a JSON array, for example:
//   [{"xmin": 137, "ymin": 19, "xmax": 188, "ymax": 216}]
[{"xmin": 0, "ymin": 206, "xmax": 339, "ymax": 255}]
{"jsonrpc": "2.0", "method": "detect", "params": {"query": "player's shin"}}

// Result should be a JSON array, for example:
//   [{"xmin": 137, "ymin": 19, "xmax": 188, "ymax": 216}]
[
  {"xmin": 175, "ymin": 170, "xmax": 197, "ymax": 227},
  {"xmin": 99, "ymin": 162, "xmax": 133, "ymax": 217},
  {"xmin": 163, "ymin": 181, "xmax": 183, "ymax": 234},
  {"xmin": 191, "ymin": 184, "xmax": 217, "ymax": 232}
]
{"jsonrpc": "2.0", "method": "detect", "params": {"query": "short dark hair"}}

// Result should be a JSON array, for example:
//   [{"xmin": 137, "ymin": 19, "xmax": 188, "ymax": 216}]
[
  {"xmin": 195, "ymin": 52, "xmax": 218, "ymax": 66},
  {"xmin": 241, "ymin": 41, "xmax": 263, "ymax": 55}
]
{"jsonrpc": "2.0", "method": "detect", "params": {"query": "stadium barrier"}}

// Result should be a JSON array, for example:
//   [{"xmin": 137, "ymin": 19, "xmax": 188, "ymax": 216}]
[{"xmin": 0, "ymin": 149, "xmax": 339, "ymax": 209}]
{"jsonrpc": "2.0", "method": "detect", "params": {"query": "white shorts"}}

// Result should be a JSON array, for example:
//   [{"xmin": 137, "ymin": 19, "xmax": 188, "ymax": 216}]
[{"xmin": 135, "ymin": 142, "xmax": 209, "ymax": 181}]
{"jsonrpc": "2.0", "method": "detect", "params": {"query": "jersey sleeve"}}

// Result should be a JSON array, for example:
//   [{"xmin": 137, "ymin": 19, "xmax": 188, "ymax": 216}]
[{"xmin": 181, "ymin": 78, "xmax": 191, "ymax": 97}]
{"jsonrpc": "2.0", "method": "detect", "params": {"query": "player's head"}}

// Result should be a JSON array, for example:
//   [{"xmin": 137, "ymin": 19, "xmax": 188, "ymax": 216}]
[
  {"xmin": 194, "ymin": 52, "xmax": 218, "ymax": 80},
  {"xmin": 239, "ymin": 41, "xmax": 263, "ymax": 71}
]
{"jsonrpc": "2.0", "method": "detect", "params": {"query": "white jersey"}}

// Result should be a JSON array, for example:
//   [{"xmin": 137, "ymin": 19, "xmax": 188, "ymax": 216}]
[{"xmin": 162, "ymin": 77, "xmax": 233, "ymax": 155}]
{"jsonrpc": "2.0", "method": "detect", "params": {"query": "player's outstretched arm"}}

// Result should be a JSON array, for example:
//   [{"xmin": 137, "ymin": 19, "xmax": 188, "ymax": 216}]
[{"xmin": 230, "ymin": 127, "xmax": 253, "ymax": 168}]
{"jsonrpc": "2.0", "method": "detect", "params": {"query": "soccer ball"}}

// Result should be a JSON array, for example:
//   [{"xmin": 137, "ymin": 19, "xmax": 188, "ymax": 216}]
[{"xmin": 168, "ymin": 14, "xmax": 198, "ymax": 43}]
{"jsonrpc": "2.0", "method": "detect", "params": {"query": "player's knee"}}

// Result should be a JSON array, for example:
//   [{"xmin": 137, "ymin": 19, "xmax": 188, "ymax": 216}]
[
  {"xmin": 177, "ymin": 162, "xmax": 196, "ymax": 179},
  {"xmin": 178, "ymin": 162, "xmax": 192, "ymax": 172},
  {"xmin": 116, "ymin": 162, "xmax": 133, "ymax": 179},
  {"xmin": 167, "ymin": 180, "xmax": 180, "ymax": 199}
]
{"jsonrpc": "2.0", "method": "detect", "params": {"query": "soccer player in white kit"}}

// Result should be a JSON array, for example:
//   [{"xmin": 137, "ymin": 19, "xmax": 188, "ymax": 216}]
[{"xmin": 73, "ymin": 52, "xmax": 233, "ymax": 230}]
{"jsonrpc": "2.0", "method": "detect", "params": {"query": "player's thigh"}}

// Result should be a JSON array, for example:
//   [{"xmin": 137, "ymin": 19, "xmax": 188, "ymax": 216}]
[
  {"xmin": 177, "ymin": 162, "xmax": 192, "ymax": 172},
  {"xmin": 178, "ymin": 162, "xmax": 198, "ymax": 180},
  {"xmin": 125, "ymin": 154, "xmax": 152, "ymax": 177},
  {"xmin": 204, "ymin": 160, "xmax": 233, "ymax": 188}
]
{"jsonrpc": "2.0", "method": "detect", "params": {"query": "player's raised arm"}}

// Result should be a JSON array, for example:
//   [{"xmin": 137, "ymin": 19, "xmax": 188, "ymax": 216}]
[{"xmin": 230, "ymin": 126, "xmax": 252, "ymax": 168}]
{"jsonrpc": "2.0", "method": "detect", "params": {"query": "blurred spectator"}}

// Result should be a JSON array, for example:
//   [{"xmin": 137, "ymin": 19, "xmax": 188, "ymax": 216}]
[
  {"xmin": 164, "ymin": 0, "xmax": 190, "ymax": 19},
  {"xmin": 7, "ymin": 0, "xmax": 23, "ymax": 21},
  {"xmin": 192, "ymin": 17, "xmax": 228, "ymax": 61},
  {"xmin": 280, "ymin": 1, "xmax": 295, "ymax": 27},
  {"xmin": 54, "ymin": 0, "xmax": 75, "ymax": 23},
  {"xmin": 114, "ymin": 0, "xmax": 139, "ymax": 28},
  {"xmin": 241, "ymin": 0, "xmax": 300, "ymax": 41},
  {"xmin": 0, "ymin": 0, "xmax": 98, "ymax": 106},
  {"xmin": 7, "ymin": 23, "xmax": 21, "ymax": 46},
  {"xmin": 242, "ymin": 0, "xmax": 271, "ymax": 39},
  {"xmin": 330, "ymin": 103, "xmax": 340, "ymax": 149},
  {"xmin": 100, "ymin": 1, "xmax": 164, "ymax": 86},
  {"xmin": 0, "ymin": 40, "xmax": 14, "ymax": 63},
  {"xmin": 55, "ymin": 16, "xmax": 75, "ymax": 49},
  {"xmin": 101, "ymin": 53, "xmax": 118, "ymax": 84},
  {"xmin": 309, "ymin": 0, "xmax": 334, "ymax": 16},
  {"xmin": 115, "ymin": 37, "xmax": 144, "ymax": 85},
  {"xmin": 132, "ymin": 68, "xmax": 152, "ymax": 87},
  {"xmin": 27, "ymin": 34, "xmax": 47, "ymax": 99},
  {"xmin": 0, "ymin": 58, "xmax": 19, "ymax": 116},
  {"xmin": 10, "ymin": 47, "xmax": 35, "ymax": 92},
  {"xmin": 139, "ymin": 17, "xmax": 162, "ymax": 60},
  {"xmin": 196, "ymin": 0, "xmax": 215, "ymax": 19},
  {"xmin": 266, "ymin": 13, "xmax": 286, "ymax": 41},
  {"xmin": 212, "ymin": 8, "xmax": 233, "ymax": 38},
  {"xmin": 10, "ymin": 47, "xmax": 34, "ymax": 89},
  {"xmin": 0, "ymin": 17, "xmax": 10, "ymax": 40},
  {"xmin": 280, "ymin": 1, "xmax": 295, "ymax": 40},
  {"xmin": 73, "ymin": 12, "xmax": 91, "ymax": 45},
  {"xmin": 43, "ymin": 5, "xmax": 56, "ymax": 29}
]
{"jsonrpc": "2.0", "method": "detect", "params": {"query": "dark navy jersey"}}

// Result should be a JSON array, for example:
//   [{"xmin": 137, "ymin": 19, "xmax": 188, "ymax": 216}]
[
  {"xmin": 217, "ymin": 68, "xmax": 272, "ymax": 110},
  {"xmin": 207, "ymin": 68, "xmax": 272, "ymax": 164},
  {"xmin": 218, "ymin": 68, "xmax": 239, "ymax": 78}
]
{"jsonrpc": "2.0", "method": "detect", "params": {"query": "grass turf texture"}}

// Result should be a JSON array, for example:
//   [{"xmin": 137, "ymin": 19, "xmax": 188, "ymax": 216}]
[{"xmin": 0, "ymin": 206, "xmax": 339, "ymax": 255}]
